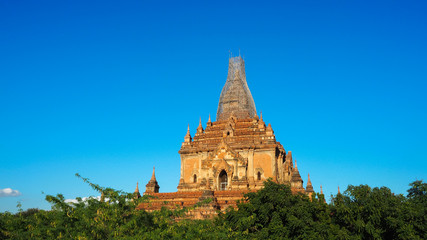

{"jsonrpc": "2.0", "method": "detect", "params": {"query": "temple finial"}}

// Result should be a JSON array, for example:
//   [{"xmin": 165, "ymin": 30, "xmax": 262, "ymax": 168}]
[
  {"xmin": 184, "ymin": 124, "xmax": 192, "ymax": 143},
  {"xmin": 135, "ymin": 182, "xmax": 139, "ymax": 192},
  {"xmin": 258, "ymin": 111, "xmax": 265, "ymax": 129},
  {"xmin": 291, "ymin": 158, "xmax": 303, "ymax": 189},
  {"xmin": 197, "ymin": 117, "xmax": 204, "ymax": 134},
  {"xmin": 338, "ymin": 186, "xmax": 341, "ymax": 194},
  {"xmin": 145, "ymin": 167, "xmax": 160, "ymax": 193},
  {"xmin": 208, "ymin": 114, "xmax": 211, "ymax": 123},
  {"xmin": 151, "ymin": 167, "xmax": 156, "ymax": 181},
  {"xmin": 294, "ymin": 158, "xmax": 298, "ymax": 170},
  {"xmin": 134, "ymin": 181, "xmax": 141, "ymax": 199},
  {"xmin": 320, "ymin": 185, "xmax": 323, "ymax": 194},
  {"xmin": 305, "ymin": 173, "xmax": 314, "ymax": 194}
]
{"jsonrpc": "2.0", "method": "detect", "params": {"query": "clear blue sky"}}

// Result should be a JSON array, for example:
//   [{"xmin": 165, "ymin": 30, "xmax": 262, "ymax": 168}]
[{"xmin": 1, "ymin": 1, "xmax": 426, "ymax": 212}]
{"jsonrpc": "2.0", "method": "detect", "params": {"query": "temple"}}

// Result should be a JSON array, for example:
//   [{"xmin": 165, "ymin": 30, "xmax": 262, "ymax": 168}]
[{"xmin": 136, "ymin": 56, "xmax": 314, "ymax": 219}]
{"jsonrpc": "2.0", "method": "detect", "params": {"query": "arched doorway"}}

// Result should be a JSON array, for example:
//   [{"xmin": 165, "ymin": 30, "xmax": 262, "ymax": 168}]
[{"xmin": 219, "ymin": 170, "xmax": 228, "ymax": 190}]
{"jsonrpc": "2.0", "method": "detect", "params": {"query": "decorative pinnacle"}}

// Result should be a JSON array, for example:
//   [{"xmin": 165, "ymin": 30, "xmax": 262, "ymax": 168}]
[
  {"xmin": 135, "ymin": 182, "xmax": 140, "ymax": 193},
  {"xmin": 208, "ymin": 114, "xmax": 211, "ymax": 123},
  {"xmin": 184, "ymin": 124, "xmax": 192, "ymax": 143},
  {"xmin": 338, "ymin": 186, "xmax": 341, "ymax": 194},
  {"xmin": 294, "ymin": 159, "xmax": 298, "ymax": 170},
  {"xmin": 320, "ymin": 185, "xmax": 323, "ymax": 194},
  {"xmin": 150, "ymin": 167, "xmax": 157, "ymax": 181},
  {"xmin": 260, "ymin": 111, "xmax": 263, "ymax": 121},
  {"xmin": 197, "ymin": 117, "xmax": 204, "ymax": 133},
  {"xmin": 305, "ymin": 173, "xmax": 314, "ymax": 193}
]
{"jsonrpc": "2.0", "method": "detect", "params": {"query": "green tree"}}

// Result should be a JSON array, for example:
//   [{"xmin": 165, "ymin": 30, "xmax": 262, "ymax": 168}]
[
  {"xmin": 406, "ymin": 180, "xmax": 427, "ymax": 239},
  {"xmin": 331, "ymin": 182, "xmax": 425, "ymax": 240},
  {"xmin": 1, "ymin": 176, "xmax": 425, "ymax": 239},
  {"xmin": 216, "ymin": 179, "xmax": 337, "ymax": 239}
]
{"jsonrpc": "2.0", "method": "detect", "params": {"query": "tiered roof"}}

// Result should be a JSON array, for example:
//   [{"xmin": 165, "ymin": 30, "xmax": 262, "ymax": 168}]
[{"xmin": 179, "ymin": 117, "xmax": 282, "ymax": 154}]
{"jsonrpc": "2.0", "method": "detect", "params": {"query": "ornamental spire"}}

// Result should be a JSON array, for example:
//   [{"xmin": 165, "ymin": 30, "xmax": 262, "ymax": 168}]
[
  {"xmin": 150, "ymin": 167, "xmax": 157, "ymax": 181},
  {"xmin": 291, "ymin": 159, "xmax": 303, "ymax": 189},
  {"xmin": 196, "ymin": 117, "xmax": 204, "ymax": 134},
  {"xmin": 184, "ymin": 124, "xmax": 192, "ymax": 143},
  {"xmin": 305, "ymin": 173, "xmax": 314, "ymax": 193},
  {"xmin": 134, "ymin": 182, "xmax": 141, "ymax": 199},
  {"xmin": 307, "ymin": 173, "xmax": 312, "ymax": 185},
  {"xmin": 145, "ymin": 166, "xmax": 160, "ymax": 193},
  {"xmin": 258, "ymin": 111, "xmax": 265, "ymax": 129},
  {"xmin": 135, "ymin": 181, "xmax": 140, "ymax": 192}
]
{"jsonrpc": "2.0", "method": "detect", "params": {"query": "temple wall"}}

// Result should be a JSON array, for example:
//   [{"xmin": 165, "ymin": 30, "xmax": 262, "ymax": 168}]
[
  {"xmin": 182, "ymin": 155, "xmax": 199, "ymax": 183},
  {"xmin": 253, "ymin": 151, "xmax": 274, "ymax": 180}
]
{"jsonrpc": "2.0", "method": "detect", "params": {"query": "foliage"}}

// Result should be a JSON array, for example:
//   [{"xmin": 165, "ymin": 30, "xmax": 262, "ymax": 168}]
[{"xmin": 0, "ymin": 176, "xmax": 425, "ymax": 239}]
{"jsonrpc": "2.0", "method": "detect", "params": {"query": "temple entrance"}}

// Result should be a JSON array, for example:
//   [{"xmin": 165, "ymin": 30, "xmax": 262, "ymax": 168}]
[{"xmin": 219, "ymin": 170, "xmax": 228, "ymax": 190}]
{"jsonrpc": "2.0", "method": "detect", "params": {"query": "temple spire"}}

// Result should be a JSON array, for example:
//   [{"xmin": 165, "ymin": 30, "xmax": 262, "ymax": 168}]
[
  {"xmin": 217, "ymin": 56, "xmax": 257, "ymax": 120},
  {"xmin": 320, "ymin": 185, "xmax": 323, "ymax": 194},
  {"xmin": 207, "ymin": 114, "xmax": 213, "ymax": 127},
  {"xmin": 151, "ymin": 167, "xmax": 156, "ymax": 181},
  {"xmin": 145, "ymin": 167, "xmax": 160, "ymax": 193},
  {"xmin": 196, "ymin": 117, "xmax": 204, "ymax": 134},
  {"xmin": 184, "ymin": 124, "xmax": 192, "ymax": 143},
  {"xmin": 258, "ymin": 111, "xmax": 265, "ymax": 129},
  {"xmin": 135, "ymin": 182, "xmax": 140, "ymax": 192},
  {"xmin": 291, "ymin": 159, "xmax": 303, "ymax": 189},
  {"xmin": 338, "ymin": 186, "xmax": 341, "ymax": 194},
  {"xmin": 134, "ymin": 182, "xmax": 141, "ymax": 199},
  {"xmin": 305, "ymin": 173, "xmax": 314, "ymax": 194}
]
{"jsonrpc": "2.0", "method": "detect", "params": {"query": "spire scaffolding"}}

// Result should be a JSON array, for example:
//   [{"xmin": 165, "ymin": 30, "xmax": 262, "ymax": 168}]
[{"xmin": 217, "ymin": 56, "xmax": 257, "ymax": 120}]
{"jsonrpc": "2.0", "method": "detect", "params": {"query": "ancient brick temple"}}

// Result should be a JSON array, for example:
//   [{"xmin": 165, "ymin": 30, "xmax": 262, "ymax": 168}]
[{"xmin": 136, "ymin": 56, "xmax": 314, "ymax": 219}]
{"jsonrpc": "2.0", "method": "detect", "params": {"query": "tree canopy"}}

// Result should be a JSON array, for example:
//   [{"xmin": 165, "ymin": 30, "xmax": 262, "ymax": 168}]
[{"xmin": 1, "ymin": 176, "xmax": 425, "ymax": 239}]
